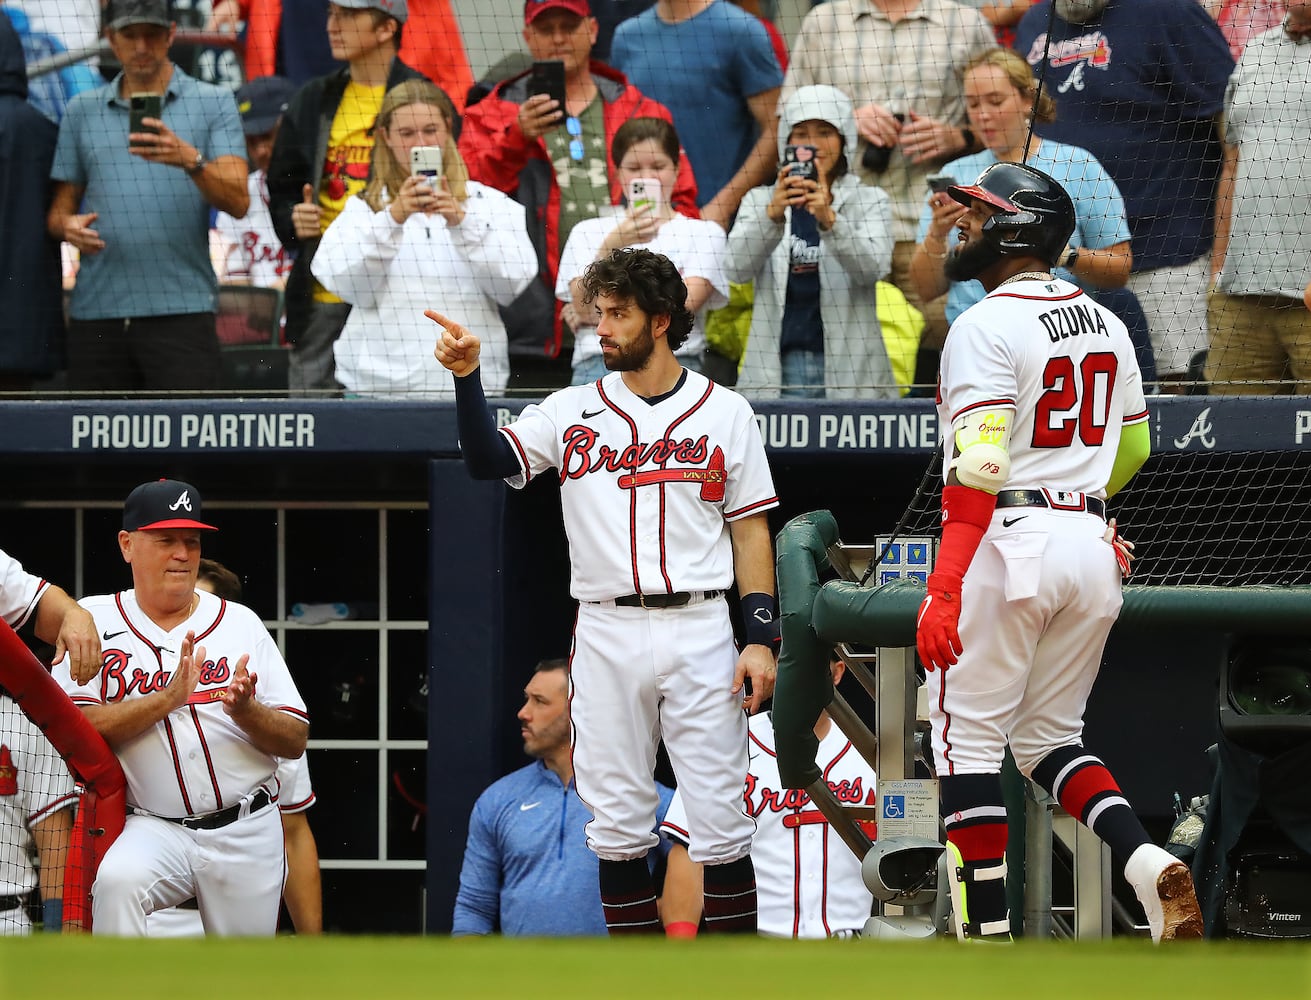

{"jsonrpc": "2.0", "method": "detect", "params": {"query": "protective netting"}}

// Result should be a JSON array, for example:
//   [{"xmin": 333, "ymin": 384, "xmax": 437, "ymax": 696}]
[
  {"xmin": 0, "ymin": 694, "xmax": 84, "ymax": 934},
  {"xmin": 6, "ymin": 1, "xmax": 1302, "ymax": 399}
]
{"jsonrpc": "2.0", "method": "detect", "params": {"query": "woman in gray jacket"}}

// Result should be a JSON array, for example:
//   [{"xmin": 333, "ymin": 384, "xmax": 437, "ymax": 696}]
[{"xmin": 727, "ymin": 84, "xmax": 897, "ymax": 399}]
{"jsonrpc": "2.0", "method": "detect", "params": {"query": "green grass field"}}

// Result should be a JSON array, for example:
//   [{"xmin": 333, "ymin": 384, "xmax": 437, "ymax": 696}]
[{"xmin": 2, "ymin": 936, "xmax": 1309, "ymax": 1000}]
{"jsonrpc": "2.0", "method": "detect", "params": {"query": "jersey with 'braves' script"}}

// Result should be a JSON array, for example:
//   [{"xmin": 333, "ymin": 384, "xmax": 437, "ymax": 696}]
[
  {"xmin": 661, "ymin": 712, "xmax": 877, "ymax": 938},
  {"xmin": 501, "ymin": 369, "xmax": 779, "ymax": 602},
  {"xmin": 938, "ymin": 277, "xmax": 1149, "ymax": 496},
  {"xmin": 53, "ymin": 590, "xmax": 309, "ymax": 818}
]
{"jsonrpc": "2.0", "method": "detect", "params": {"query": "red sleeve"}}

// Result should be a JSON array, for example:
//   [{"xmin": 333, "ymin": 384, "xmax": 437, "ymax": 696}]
[
  {"xmin": 458, "ymin": 91, "xmax": 540, "ymax": 197},
  {"xmin": 399, "ymin": 0, "xmax": 476, "ymax": 113}
]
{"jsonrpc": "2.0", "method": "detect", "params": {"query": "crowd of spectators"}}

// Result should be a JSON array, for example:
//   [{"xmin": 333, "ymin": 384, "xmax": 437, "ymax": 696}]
[{"xmin": 2, "ymin": 0, "xmax": 1307, "ymax": 399}]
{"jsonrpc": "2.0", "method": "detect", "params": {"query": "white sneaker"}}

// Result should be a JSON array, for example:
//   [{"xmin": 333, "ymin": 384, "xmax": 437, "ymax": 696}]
[{"xmin": 1124, "ymin": 843, "xmax": 1203, "ymax": 943}]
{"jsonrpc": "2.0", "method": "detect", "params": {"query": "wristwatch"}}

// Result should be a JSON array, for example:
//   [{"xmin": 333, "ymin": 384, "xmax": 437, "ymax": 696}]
[{"xmin": 186, "ymin": 150, "xmax": 207, "ymax": 176}]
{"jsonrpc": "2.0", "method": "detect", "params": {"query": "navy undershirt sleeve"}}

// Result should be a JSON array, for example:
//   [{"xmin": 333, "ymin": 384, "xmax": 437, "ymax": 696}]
[{"xmin": 453, "ymin": 370, "xmax": 520, "ymax": 480}]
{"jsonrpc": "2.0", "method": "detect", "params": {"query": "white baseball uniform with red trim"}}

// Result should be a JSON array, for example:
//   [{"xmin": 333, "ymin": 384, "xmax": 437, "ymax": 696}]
[
  {"xmin": 502, "ymin": 368, "xmax": 778, "ymax": 863},
  {"xmin": 53, "ymin": 589, "xmax": 308, "ymax": 936},
  {"xmin": 928, "ymin": 277, "xmax": 1149, "ymax": 775},
  {"xmin": 662, "ymin": 712, "xmax": 877, "ymax": 938},
  {"xmin": 0, "ymin": 548, "xmax": 49, "ymax": 632},
  {"xmin": 144, "ymin": 753, "xmax": 316, "ymax": 938},
  {"xmin": 0, "ymin": 695, "xmax": 78, "ymax": 936}
]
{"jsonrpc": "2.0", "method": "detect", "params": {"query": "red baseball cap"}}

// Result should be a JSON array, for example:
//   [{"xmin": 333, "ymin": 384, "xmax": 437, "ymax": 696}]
[
  {"xmin": 524, "ymin": 0, "xmax": 591, "ymax": 25},
  {"xmin": 123, "ymin": 479, "xmax": 218, "ymax": 532}
]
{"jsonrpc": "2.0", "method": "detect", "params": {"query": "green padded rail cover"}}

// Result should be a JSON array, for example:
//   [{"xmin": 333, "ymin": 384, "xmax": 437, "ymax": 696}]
[{"xmin": 774, "ymin": 509, "xmax": 1311, "ymax": 789}]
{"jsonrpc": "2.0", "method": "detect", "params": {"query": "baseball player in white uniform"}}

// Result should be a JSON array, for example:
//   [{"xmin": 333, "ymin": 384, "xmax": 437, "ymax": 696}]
[
  {"xmin": 0, "ymin": 546, "xmax": 101, "ymax": 686},
  {"xmin": 432, "ymin": 247, "xmax": 780, "ymax": 935},
  {"xmin": 0, "ymin": 692, "xmax": 79, "ymax": 934},
  {"xmin": 916, "ymin": 162, "xmax": 1202, "ymax": 943},
  {"xmin": 52, "ymin": 479, "xmax": 309, "ymax": 937},
  {"xmin": 660, "ymin": 655, "xmax": 877, "ymax": 938}
]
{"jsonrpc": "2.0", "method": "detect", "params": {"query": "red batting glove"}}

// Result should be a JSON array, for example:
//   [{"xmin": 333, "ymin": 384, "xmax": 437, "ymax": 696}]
[
  {"xmin": 1104, "ymin": 517, "xmax": 1135, "ymax": 579},
  {"xmin": 916, "ymin": 571, "xmax": 964, "ymax": 671}
]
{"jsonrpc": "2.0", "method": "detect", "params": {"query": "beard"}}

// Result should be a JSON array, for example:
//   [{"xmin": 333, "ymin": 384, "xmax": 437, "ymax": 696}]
[
  {"xmin": 603, "ymin": 317, "xmax": 657, "ymax": 372},
  {"xmin": 1054, "ymin": 0, "xmax": 1109, "ymax": 23},
  {"xmin": 944, "ymin": 238, "xmax": 1003, "ymax": 283}
]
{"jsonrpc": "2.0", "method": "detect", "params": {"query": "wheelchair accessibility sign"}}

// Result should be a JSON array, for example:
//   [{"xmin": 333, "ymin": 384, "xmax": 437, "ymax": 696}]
[{"xmin": 877, "ymin": 779, "xmax": 938, "ymax": 840}]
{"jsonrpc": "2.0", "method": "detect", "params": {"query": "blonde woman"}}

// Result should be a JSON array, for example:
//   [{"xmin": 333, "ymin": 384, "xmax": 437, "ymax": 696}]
[
  {"xmin": 910, "ymin": 49, "xmax": 1132, "ymax": 327},
  {"xmin": 313, "ymin": 79, "xmax": 535, "ymax": 398}
]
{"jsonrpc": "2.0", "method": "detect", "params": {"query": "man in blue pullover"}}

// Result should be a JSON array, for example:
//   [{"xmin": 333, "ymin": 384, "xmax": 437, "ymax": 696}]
[{"xmin": 452, "ymin": 658, "xmax": 672, "ymax": 935}]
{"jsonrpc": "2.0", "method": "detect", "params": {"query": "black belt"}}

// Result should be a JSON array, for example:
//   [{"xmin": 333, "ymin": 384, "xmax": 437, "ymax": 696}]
[
  {"xmin": 612, "ymin": 590, "xmax": 724, "ymax": 609},
  {"xmin": 0, "ymin": 894, "xmax": 23, "ymax": 912},
  {"xmin": 164, "ymin": 789, "xmax": 271, "ymax": 831},
  {"xmin": 996, "ymin": 489, "xmax": 1106, "ymax": 520}
]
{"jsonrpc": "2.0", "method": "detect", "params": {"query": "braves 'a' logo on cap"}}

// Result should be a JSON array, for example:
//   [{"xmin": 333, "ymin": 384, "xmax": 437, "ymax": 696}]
[{"xmin": 168, "ymin": 490, "xmax": 193, "ymax": 512}]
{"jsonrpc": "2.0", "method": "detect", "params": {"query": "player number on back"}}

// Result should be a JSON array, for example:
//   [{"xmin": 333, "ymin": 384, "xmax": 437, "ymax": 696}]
[{"xmin": 1032, "ymin": 352, "xmax": 1118, "ymax": 448}]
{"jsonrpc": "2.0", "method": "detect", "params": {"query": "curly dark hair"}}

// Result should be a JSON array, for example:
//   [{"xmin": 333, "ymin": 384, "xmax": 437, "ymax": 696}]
[{"xmin": 578, "ymin": 248, "xmax": 695, "ymax": 352}]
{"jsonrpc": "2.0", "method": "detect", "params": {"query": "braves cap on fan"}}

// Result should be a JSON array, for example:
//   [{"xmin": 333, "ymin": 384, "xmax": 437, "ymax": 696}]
[
  {"xmin": 331, "ymin": 0, "xmax": 408, "ymax": 23},
  {"xmin": 107, "ymin": 0, "xmax": 172, "ymax": 32},
  {"xmin": 524, "ymin": 0, "xmax": 591, "ymax": 25},
  {"xmin": 236, "ymin": 76, "xmax": 296, "ymax": 136},
  {"xmin": 123, "ymin": 479, "xmax": 218, "ymax": 532}
]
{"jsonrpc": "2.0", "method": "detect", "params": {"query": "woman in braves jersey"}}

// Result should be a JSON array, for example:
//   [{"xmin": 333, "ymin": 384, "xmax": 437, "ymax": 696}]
[
  {"xmin": 431, "ymin": 247, "xmax": 781, "ymax": 936},
  {"xmin": 915, "ymin": 162, "xmax": 1202, "ymax": 943}
]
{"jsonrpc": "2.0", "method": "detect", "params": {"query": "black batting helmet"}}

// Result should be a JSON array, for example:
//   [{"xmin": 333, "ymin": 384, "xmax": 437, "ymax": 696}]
[{"xmin": 948, "ymin": 162, "xmax": 1076, "ymax": 267}]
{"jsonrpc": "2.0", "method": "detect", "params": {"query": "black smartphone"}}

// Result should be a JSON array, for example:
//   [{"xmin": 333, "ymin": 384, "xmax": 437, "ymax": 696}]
[
  {"xmin": 927, "ymin": 174, "xmax": 958, "ymax": 194},
  {"xmin": 783, "ymin": 144, "xmax": 819, "ymax": 182},
  {"xmin": 128, "ymin": 92, "xmax": 162, "ymax": 143},
  {"xmin": 527, "ymin": 60, "xmax": 567, "ymax": 112}
]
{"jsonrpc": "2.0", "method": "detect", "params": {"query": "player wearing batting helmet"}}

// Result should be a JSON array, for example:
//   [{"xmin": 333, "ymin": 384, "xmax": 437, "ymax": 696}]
[{"xmin": 918, "ymin": 162, "xmax": 1202, "ymax": 943}]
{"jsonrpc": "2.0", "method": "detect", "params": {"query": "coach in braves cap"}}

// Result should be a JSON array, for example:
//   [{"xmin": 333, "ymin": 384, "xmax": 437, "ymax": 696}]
[
  {"xmin": 330, "ymin": 0, "xmax": 408, "ymax": 21},
  {"xmin": 107, "ymin": 0, "xmax": 173, "ymax": 31},
  {"xmin": 122, "ymin": 479, "xmax": 218, "ymax": 532}
]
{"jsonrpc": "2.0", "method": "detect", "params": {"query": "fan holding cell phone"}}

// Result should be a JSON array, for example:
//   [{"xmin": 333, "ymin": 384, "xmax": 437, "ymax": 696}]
[
  {"xmin": 311, "ymin": 80, "xmax": 536, "ymax": 400},
  {"xmin": 555, "ymin": 117, "xmax": 728, "ymax": 385},
  {"xmin": 725, "ymin": 84, "xmax": 899, "ymax": 400}
]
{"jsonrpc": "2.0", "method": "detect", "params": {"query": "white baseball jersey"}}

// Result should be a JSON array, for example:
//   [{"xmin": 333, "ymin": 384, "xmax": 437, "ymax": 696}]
[
  {"xmin": 0, "ymin": 696, "xmax": 77, "ymax": 935},
  {"xmin": 937, "ymin": 277, "xmax": 1149, "ymax": 495},
  {"xmin": 928, "ymin": 278, "xmax": 1148, "ymax": 776},
  {"xmin": 661, "ymin": 713, "xmax": 877, "ymax": 938},
  {"xmin": 502, "ymin": 368, "xmax": 779, "ymax": 601},
  {"xmin": 0, "ymin": 548, "xmax": 49, "ymax": 631},
  {"xmin": 54, "ymin": 590, "xmax": 308, "ymax": 817},
  {"xmin": 555, "ymin": 214, "xmax": 729, "ymax": 366},
  {"xmin": 214, "ymin": 170, "xmax": 292, "ymax": 287}
]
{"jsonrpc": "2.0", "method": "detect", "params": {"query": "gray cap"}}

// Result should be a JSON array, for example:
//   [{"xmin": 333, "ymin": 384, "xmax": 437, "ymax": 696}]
[
  {"xmin": 331, "ymin": 0, "xmax": 408, "ymax": 23},
  {"xmin": 108, "ymin": 0, "xmax": 172, "ymax": 32}
]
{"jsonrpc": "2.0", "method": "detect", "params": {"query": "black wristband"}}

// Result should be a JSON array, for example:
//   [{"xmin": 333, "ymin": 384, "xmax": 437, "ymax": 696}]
[{"xmin": 741, "ymin": 592, "xmax": 781, "ymax": 649}]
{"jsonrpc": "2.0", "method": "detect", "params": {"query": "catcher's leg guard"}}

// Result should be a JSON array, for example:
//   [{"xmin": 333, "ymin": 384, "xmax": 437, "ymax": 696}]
[{"xmin": 946, "ymin": 841, "xmax": 1011, "ymax": 942}]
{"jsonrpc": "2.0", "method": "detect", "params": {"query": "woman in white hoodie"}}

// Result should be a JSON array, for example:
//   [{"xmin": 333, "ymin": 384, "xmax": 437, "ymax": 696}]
[
  {"xmin": 727, "ymin": 84, "xmax": 897, "ymax": 399},
  {"xmin": 313, "ymin": 79, "xmax": 535, "ymax": 399}
]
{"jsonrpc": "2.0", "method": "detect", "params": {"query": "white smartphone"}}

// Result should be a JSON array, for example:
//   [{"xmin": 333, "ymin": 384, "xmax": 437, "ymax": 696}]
[
  {"xmin": 626, "ymin": 177, "xmax": 662, "ymax": 212},
  {"xmin": 410, "ymin": 145, "xmax": 443, "ymax": 183}
]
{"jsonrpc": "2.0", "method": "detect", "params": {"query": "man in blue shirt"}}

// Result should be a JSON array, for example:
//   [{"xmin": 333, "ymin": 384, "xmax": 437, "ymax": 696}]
[
  {"xmin": 452, "ymin": 658, "xmax": 672, "ymax": 936},
  {"xmin": 47, "ymin": 0, "xmax": 249, "ymax": 393}
]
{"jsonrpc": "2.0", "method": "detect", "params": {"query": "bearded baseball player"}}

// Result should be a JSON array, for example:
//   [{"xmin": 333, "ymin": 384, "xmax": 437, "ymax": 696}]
[
  {"xmin": 430, "ymin": 247, "xmax": 780, "ymax": 936},
  {"xmin": 660, "ymin": 653, "xmax": 877, "ymax": 938},
  {"xmin": 917, "ymin": 162, "xmax": 1202, "ymax": 943},
  {"xmin": 52, "ymin": 479, "xmax": 309, "ymax": 936}
]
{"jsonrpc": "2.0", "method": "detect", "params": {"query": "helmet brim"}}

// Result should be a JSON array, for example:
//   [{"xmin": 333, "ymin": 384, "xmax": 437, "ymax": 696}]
[{"xmin": 948, "ymin": 183, "xmax": 1018, "ymax": 213}]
